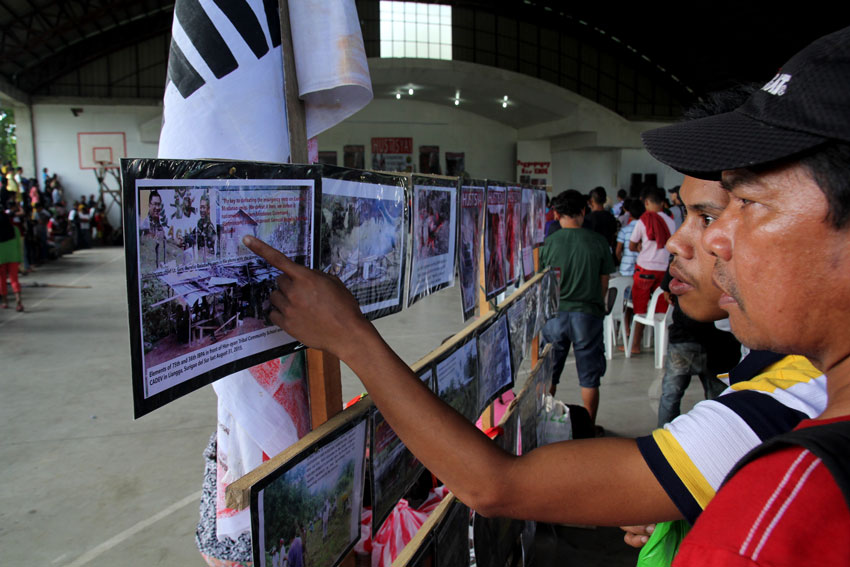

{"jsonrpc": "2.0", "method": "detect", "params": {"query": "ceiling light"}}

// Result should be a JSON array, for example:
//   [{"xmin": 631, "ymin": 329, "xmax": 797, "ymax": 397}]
[
  {"xmin": 502, "ymin": 101, "xmax": 508, "ymax": 109},
  {"xmin": 408, "ymin": 88, "xmax": 414, "ymax": 95},
  {"xmin": 454, "ymin": 99, "xmax": 459, "ymax": 106},
  {"xmin": 503, "ymin": 95, "xmax": 509, "ymax": 101},
  {"xmin": 396, "ymin": 93, "xmax": 401, "ymax": 100}
]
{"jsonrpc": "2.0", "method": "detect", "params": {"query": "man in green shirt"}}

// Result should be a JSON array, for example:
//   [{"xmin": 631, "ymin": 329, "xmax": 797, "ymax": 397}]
[{"xmin": 541, "ymin": 189, "xmax": 615, "ymax": 425}]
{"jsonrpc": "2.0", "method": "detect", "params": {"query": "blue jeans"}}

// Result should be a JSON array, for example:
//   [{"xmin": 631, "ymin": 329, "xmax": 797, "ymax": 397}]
[
  {"xmin": 657, "ymin": 342, "xmax": 727, "ymax": 427},
  {"xmin": 542, "ymin": 311, "xmax": 605, "ymax": 388}
]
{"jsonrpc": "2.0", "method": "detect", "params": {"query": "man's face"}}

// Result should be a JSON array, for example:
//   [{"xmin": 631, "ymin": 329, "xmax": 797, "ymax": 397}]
[
  {"xmin": 703, "ymin": 163, "xmax": 850, "ymax": 368},
  {"xmin": 149, "ymin": 195, "xmax": 162, "ymax": 219},
  {"xmin": 665, "ymin": 177, "xmax": 728, "ymax": 322},
  {"xmin": 200, "ymin": 199, "xmax": 209, "ymax": 219}
]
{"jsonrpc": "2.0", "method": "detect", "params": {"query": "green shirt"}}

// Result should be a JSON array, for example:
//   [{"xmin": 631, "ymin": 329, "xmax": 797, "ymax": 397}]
[{"xmin": 540, "ymin": 227, "xmax": 614, "ymax": 318}]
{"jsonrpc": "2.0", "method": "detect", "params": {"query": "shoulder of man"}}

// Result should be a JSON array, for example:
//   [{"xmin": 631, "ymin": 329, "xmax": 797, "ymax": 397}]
[{"xmin": 635, "ymin": 354, "xmax": 826, "ymax": 523}]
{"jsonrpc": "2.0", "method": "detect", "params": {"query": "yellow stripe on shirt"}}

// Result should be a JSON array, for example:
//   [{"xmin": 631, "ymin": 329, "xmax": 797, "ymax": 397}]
[
  {"xmin": 652, "ymin": 428, "xmax": 715, "ymax": 510},
  {"xmin": 729, "ymin": 356, "xmax": 821, "ymax": 394}
]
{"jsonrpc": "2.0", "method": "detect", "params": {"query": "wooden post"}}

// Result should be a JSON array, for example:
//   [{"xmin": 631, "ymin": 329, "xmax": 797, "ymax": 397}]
[{"xmin": 277, "ymin": 0, "xmax": 344, "ymax": 427}]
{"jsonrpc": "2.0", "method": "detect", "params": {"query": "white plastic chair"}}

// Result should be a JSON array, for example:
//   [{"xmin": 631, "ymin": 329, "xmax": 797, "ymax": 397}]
[
  {"xmin": 626, "ymin": 286, "xmax": 674, "ymax": 368},
  {"xmin": 603, "ymin": 276, "xmax": 632, "ymax": 359}
]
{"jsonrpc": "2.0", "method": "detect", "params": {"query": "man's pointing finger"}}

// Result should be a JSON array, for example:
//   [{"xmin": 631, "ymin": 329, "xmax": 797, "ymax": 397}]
[{"xmin": 242, "ymin": 235, "xmax": 305, "ymax": 276}]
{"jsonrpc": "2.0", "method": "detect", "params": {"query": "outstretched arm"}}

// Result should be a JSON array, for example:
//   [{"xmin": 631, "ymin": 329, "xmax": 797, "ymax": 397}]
[{"xmin": 244, "ymin": 236, "xmax": 679, "ymax": 526}]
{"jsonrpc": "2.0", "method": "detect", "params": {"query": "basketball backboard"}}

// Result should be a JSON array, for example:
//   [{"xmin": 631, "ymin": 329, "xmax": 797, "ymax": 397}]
[{"xmin": 78, "ymin": 132, "xmax": 127, "ymax": 170}]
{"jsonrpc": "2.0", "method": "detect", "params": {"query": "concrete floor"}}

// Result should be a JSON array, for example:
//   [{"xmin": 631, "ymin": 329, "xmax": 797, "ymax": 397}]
[{"xmin": 0, "ymin": 247, "xmax": 708, "ymax": 566}]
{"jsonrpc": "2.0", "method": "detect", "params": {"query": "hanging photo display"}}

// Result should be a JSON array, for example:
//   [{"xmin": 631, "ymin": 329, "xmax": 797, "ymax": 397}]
[
  {"xmin": 251, "ymin": 410, "xmax": 368, "ymax": 567},
  {"xmin": 435, "ymin": 335, "xmax": 480, "ymax": 423},
  {"xmin": 407, "ymin": 533, "xmax": 436, "ymax": 567},
  {"xmin": 445, "ymin": 152, "xmax": 465, "ymax": 177},
  {"xmin": 542, "ymin": 269, "xmax": 560, "ymax": 321},
  {"xmin": 516, "ymin": 364, "xmax": 540, "ymax": 455},
  {"xmin": 505, "ymin": 186, "xmax": 522, "ymax": 287},
  {"xmin": 524, "ymin": 280, "xmax": 539, "ymax": 351},
  {"xmin": 506, "ymin": 295, "xmax": 528, "ymax": 371},
  {"xmin": 458, "ymin": 183, "xmax": 486, "ymax": 321},
  {"xmin": 343, "ymin": 145, "xmax": 365, "ymax": 170},
  {"xmin": 370, "ymin": 406, "xmax": 425, "ymax": 537},
  {"xmin": 477, "ymin": 313, "xmax": 514, "ymax": 414},
  {"xmin": 521, "ymin": 519, "xmax": 537, "ymax": 567},
  {"xmin": 534, "ymin": 189, "xmax": 547, "ymax": 247},
  {"xmin": 320, "ymin": 166, "xmax": 408, "ymax": 320},
  {"xmin": 483, "ymin": 183, "xmax": 507, "ymax": 300},
  {"xmin": 435, "ymin": 500, "xmax": 471, "ymax": 567},
  {"xmin": 122, "ymin": 159, "xmax": 319, "ymax": 418},
  {"xmin": 520, "ymin": 188, "xmax": 535, "ymax": 280},
  {"xmin": 472, "ymin": 413, "xmax": 523, "ymax": 567},
  {"xmin": 408, "ymin": 175, "xmax": 458, "ymax": 307},
  {"xmin": 532, "ymin": 279, "xmax": 546, "ymax": 337},
  {"xmin": 419, "ymin": 365, "xmax": 436, "ymax": 391}
]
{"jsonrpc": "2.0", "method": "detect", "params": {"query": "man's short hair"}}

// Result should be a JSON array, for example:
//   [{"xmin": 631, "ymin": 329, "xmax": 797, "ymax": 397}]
[
  {"xmin": 627, "ymin": 198, "xmax": 646, "ymax": 219},
  {"xmin": 589, "ymin": 186, "xmax": 607, "ymax": 205},
  {"xmin": 617, "ymin": 189, "xmax": 627, "ymax": 199},
  {"xmin": 640, "ymin": 186, "xmax": 666, "ymax": 205},
  {"xmin": 552, "ymin": 190, "xmax": 587, "ymax": 218},
  {"xmin": 148, "ymin": 190, "xmax": 161, "ymax": 204},
  {"xmin": 790, "ymin": 142, "xmax": 850, "ymax": 229}
]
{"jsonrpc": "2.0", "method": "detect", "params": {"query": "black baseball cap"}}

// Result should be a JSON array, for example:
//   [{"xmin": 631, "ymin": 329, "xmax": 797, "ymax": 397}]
[{"xmin": 642, "ymin": 26, "xmax": 850, "ymax": 180}]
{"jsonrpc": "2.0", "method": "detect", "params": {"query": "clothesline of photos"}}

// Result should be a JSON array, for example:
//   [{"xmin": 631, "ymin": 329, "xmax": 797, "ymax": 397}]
[
  {"xmin": 122, "ymin": 158, "xmax": 552, "ymax": 418},
  {"xmin": 223, "ymin": 270, "xmax": 558, "ymax": 567}
]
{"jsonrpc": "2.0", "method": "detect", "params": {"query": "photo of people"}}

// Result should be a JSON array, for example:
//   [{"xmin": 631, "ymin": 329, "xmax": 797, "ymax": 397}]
[
  {"xmin": 134, "ymin": 180, "xmax": 314, "ymax": 402},
  {"xmin": 534, "ymin": 189, "xmax": 547, "ymax": 247},
  {"xmin": 459, "ymin": 185, "xmax": 485, "ymax": 320},
  {"xmin": 507, "ymin": 296, "xmax": 527, "ymax": 370},
  {"xmin": 138, "ymin": 187, "xmax": 222, "ymax": 274},
  {"xmin": 516, "ymin": 374, "xmax": 539, "ymax": 455},
  {"xmin": 320, "ymin": 177, "xmax": 406, "ymax": 318},
  {"xmin": 371, "ymin": 407, "xmax": 424, "ymax": 536},
  {"xmin": 521, "ymin": 188, "xmax": 535, "ymax": 279},
  {"xmin": 477, "ymin": 314, "xmax": 513, "ymax": 414},
  {"xmin": 409, "ymin": 181, "xmax": 457, "ymax": 306},
  {"xmin": 524, "ymin": 281, "xmax": 539, "ymax": 353},
  {"xmin": 505, "ymin": 187, "xmax": 521, "ymax": 286},
  {"xmin": 256, "ymin": 418, "xmax": 367, "ymax": 567},
  {"xmin": 483, "ymin": 184, "xmax": 507, "ymax": 299},
  {"xmin": 436, "ymin": 337, "xmax": 479, "ymax": 423},
  {"xmin": 542, "ymin": 269, "xmax": 559, "ymax": 321}
]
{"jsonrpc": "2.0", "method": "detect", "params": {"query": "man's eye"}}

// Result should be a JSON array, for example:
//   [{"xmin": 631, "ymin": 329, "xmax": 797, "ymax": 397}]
[{"xmin": 701, "ymin": 214, "xmax": 716, "ymax": 227}]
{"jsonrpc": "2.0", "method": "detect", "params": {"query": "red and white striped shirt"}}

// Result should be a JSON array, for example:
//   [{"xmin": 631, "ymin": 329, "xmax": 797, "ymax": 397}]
[{"xmin": 674, "ymin": 416, "xmax": 850, "ymax": 566}]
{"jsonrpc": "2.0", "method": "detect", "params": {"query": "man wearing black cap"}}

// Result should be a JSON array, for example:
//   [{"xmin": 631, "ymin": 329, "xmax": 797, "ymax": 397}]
[{"xmin": 642, "ymin": 25, "xmax": 850, "ymax": 566}]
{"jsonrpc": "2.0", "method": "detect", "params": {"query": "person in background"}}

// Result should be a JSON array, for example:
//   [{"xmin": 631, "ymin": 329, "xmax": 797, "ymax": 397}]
[
  {"xmin": 615, "ymin": 199, "xmax": 644, "ymax": 277},
  {"xmin": 626, "ymin": 186, "xmax": 675, "ymax": 354},
  {"xmin": 583, "ymin": 185, "xmax": 619, "ymax": 251},
  {"xmin": 541, "ymin": 190, "xmax": 615, "ymax": 425},
  {"xmin": 0, "ymin": 209, "xmax": 24, "ymax": 311},
  {"xmin": 668, "ymin": 186, "xmax": 686, "ymax": 229},
  {"xmin": 611, "ymin": 188, "xmax": 628, "ymax": 218}
]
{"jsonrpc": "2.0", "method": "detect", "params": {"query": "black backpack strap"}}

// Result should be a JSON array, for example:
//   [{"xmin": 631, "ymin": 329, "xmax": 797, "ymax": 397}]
[{"xmin": 723, "ymin": 421, "xmax": 850, "ymax": 509}]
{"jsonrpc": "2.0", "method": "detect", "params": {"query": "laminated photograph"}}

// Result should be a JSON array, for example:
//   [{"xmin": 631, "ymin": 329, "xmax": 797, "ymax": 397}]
[
  {"xmin": 435, "ymin": 335, "xmax": 480, "ymax": 423},
  {"xmin": 524, "ymin": 280, "xmax": 539, "ymax": 351},
  {"xmin": 483, "ymin": 183, "xmax": 507, "ymax": 300},
  {"xmin": 520, "ymin": 187, "xmax": 535, "ymax": 279},
  {"xmin": 408, "ymin": 176, "xmax": 458, "ymax": 307},
  {"xmin": 320, "ymin": 167, "xmax": 407, "ymax": 320},
  {"xmin": 477, "ymin": 313, "xmax": 514, "ymax": 414},
  {"xmin": 458, "ymin": 183, "xmax": 486, "ymax": 321},
  {"xmin": 506, "ymin": 295, "xmax": 528, "ymax": 370},
  {"xmin": 122, "ymin": 159, "xmax": 319, "ymax": 418},
  {"xmin": 505, "ymin": 186, "xmax": 522, "ymax": 287},
  {"xmin": 435, "ymin": 500, "xmax": 470, "ymax": 567},
  {"xmin": 534, "ymin": 188, "xmax": 547, "ymax": 247},
  {"xmin": 251, "ymin": 414, "xmax": 368, "ymax": 567},
  {"xmin": 370, "ymin": 406, "xmax": 425, "ymax": 537}
]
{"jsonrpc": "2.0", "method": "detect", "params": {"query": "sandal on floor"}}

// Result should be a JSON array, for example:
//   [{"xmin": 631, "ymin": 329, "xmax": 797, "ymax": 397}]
[{"xmin": 16, "ymin": 303, "xmax": 24, "ymax": 312}]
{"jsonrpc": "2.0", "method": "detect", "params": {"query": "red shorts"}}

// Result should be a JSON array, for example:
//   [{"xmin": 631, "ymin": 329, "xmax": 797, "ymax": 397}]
[{"xmin": 632, "ymin": 265, "xmax": 668, "ymax": 314}]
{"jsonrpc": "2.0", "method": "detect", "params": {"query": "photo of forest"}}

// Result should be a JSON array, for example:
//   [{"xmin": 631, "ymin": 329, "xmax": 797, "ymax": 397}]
[{"xmin": 436, "ymin": 338, "xmax": 479, "ymax": 423}]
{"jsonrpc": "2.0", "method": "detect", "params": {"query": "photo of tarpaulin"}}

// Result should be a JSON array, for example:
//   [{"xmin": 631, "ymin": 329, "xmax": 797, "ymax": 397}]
[{"xmin": 122, "ymin": 158, "xmax": 321, "ymax": 418}]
